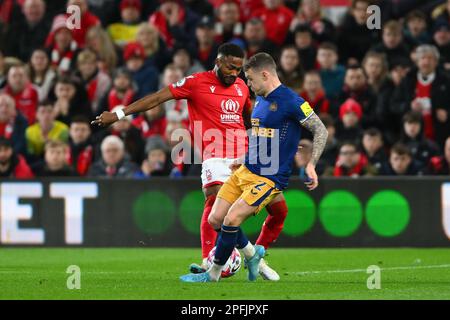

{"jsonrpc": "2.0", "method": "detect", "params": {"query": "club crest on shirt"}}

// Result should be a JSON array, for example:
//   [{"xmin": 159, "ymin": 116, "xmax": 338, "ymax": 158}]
[{"xmin": 269, "ymin": 102, "xmax": 278, "ymax": 111}]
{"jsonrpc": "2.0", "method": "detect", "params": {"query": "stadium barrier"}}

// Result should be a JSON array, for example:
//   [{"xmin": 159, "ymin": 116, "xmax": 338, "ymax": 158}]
[{"xmin": 0, "ymin": 177, "xmax": 449, "ymax": 247}]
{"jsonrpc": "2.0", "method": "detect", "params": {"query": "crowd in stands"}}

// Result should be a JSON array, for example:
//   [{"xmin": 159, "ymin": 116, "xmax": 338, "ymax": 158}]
[{"xmin": 0, "ymin": 0, "xmax": 449, "ymax": 179}]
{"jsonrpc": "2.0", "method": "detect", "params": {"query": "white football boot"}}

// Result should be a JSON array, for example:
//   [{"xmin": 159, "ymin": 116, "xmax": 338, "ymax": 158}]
[{"xmin": 258, "ymin": 258, "xmax": 280, "ymax": 281}]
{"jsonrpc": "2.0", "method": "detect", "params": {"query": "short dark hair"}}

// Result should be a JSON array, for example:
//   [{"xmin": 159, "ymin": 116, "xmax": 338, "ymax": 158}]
[
  {"xmin": 403, "ymin": 111, "xmax": 422, "ymax": 124},
  {"xmin": 391, "ymin": 143, "xmax": 412, "ymax": 157},
  {"xmin": 70, "ymin": 115, "xmax": 91, "ymax": 126},
  {"xmin": 318, "ymin": 42, "xmax": 338, "ymax": 53},
  {"xmin": 244, "ymin": 52, "xmax": 277, "ymax": 73},
  {"xmin": 294, "ymin": 24, "xmax": 312, "ymax": 35},
  {"xmin": 363, "ymin": 127, "xmax": 382, "ymax": 138},
  {"xmin": 38, "ymin": 99, "xmax": 54, "ymax": 109},
  {"xmin": 319, "ymin": 113, "xmax": 335, "ymax": 128},
  {"xmin": 340, "ymin": 140, "xmax": 359, "ymax": 152},
  {"xmin": 217, "ymin": 42, "xmax": 245, "ymax": 59}
]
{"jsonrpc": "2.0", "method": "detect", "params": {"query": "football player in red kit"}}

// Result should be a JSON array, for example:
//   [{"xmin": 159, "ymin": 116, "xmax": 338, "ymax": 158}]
[{"xmin": 92, "ymin": 43, "xmax": 287, "ymax": 280}]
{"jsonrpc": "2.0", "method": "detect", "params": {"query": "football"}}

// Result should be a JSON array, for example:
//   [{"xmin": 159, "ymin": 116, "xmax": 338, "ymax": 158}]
[{"xmin": 206, "ymin": 246, "xmax": 242, "ymax": 278}]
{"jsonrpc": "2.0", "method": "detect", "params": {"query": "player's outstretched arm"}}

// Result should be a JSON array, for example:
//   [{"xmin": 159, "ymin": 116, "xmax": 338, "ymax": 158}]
[
  {"xmin": 300, "ymin": 113, "xmax": 328, "ymax": 190},
  {"xmin": 91, "ymin": 87, "xmax": 174, "ymax": 127}
]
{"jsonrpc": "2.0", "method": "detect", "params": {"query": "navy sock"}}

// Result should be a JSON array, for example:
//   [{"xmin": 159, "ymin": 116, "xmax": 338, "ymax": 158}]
[
  {"xmin": 236, "ymin": 227, "xmax": 249, "ymax": 249},
  {"xmin": 214, "ymin": 225, "xmax": 239, "ymax": 266}
]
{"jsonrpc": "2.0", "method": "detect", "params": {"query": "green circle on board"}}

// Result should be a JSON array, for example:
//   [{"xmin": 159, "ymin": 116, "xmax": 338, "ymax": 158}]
[
  {"xmin": 179, "ymin": 191, "xmax": 205, "ymax": 235},
  {"xmin": 319, "ymin": 190, "xmax": 363, "ymax": 237},
  {"xmin": 365, "ymin": 190, "xmax": 410, "ymax": 237},
  {"xmin": 282, "ymin": 190, "xmax": 316, "ymax": 236},
  {"xmin": 241, "ymin": 207, "xmax": 268, "ymax": 236},
  {"xmin": 132, "ymin": 191, "xmax": 176, "ymax": 235}
]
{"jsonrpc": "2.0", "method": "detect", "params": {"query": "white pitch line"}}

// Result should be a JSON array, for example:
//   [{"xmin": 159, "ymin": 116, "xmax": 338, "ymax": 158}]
[{"xmin": 291, "ymin": 264, "xmax": 450, "ymax": 276}]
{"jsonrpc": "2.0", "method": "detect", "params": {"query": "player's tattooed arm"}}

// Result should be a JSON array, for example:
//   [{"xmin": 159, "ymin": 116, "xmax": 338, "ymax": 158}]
[
  {"xmin": 91, "ymin": 87, "xmax": 174, "ymax": 127},
  {"xmin": 300, "ymin": 113, "xmax": 328, "ymax": 167}
]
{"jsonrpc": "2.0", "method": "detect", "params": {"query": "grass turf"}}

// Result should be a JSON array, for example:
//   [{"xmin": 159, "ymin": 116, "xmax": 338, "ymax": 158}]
[{"xmin": 1, "ymin": 248, "xmax": 450, "ymax": 300}]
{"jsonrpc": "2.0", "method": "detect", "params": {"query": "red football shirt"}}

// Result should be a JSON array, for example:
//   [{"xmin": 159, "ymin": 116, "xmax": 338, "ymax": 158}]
[
  {"xmin": 168, "ymin": 70, "xmax": 251, "ymax": 161},
  {"xmin": 251, "ymin": 5, "xmax": 295, "ymax": 46}
]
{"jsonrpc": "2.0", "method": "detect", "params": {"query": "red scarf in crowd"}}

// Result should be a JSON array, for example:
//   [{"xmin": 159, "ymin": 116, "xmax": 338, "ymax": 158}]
[
  {"xmin": 149, "ymin": 7, "xmax": 186, "ymax": 49},
  {"xmin": 300, "ymin": 89, "xmax": 330, "ymax": 114},
  {"xmin": 86, "ymin": 76, "xmax": 98, "ymax": 104},
  {"xmin": 0, "ymin": 0, "xmax": 13, "ymax": 24},
  {"xmin": 415, "ymin": 73, "xmax": 435, "ymax": 140},
  {"xmin": 333, "ymin": 154, "xmax": 368, "ymax": 177},
  {"xmin": 108, "ymin": 89, "xmax": 134, "ymax": 111},
  {"xmin": 51, "ymin": 41, "xmax": 78, "ymax": 73},
  {"xmin": 0, "ymin": 121, "xmax": 14, "ymax": 139},
  {"xmin": 67, "ymin": 145, "xmax": 93, "ymax": 176}
]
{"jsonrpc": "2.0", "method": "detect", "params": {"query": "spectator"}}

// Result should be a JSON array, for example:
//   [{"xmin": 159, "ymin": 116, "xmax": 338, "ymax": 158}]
[
  {"xmin": 391, "ymin": 44, "xmax": 450, "ymax": 149},
  {"xmin": 68, "ymin": 116, "xmax": 95, "ymax": 176},
  {"xmin": 428, "ymin": 136, "xmax": 450, "ymax": 175},
  {"xmin": 381, "ymin": 57, "xmax": 412, "ymax": 145},
  {"xmin": 172, "ymin": 47, "xmax": 205, "ymax": 76},
  {"xmin": 27, "ymin": 48, "xmax": 57, "ymax": 103},
  {"xmin": 99, "ymin": 67, "xmax": 136, "ymax": 113},
  {"xmin": 337, "ymin": 0, "xmax": 380, "ymax": 65},
  {"xmin": 5, "ymin": 0, "xmax": 51, "ymax": 62},
  {"xmin": 0, "ymin": 93, "xmax": 27, "ymax": 155},
  {"xmin": 3, "ymin": 64, "xmax": 39, "ymax": 124},
  {"xmin": 88, "ymin": 135, "xmax": 138, "ymax": 177},
  {"xmin": 371, "ymin": 20, "xmax": 411, "ymax": 69},
  {"xmin": 318, "ymin": 113, "xmax": 339, "ymax": 171},
  {"xmin": 289, "ymin": 0, "xmax": 335, "ymax": 44},
  {"xmin": 149, "ymin": 0, "xmax": 200, "ymax": 50},
  {"xmin": 292, "ymin": 138, "xmax": 325, "ymax": 178},
  {"xmin": 45, "ymin": 14, "xmax": 81, "ymax": 75},
  {"xmin": 277, "ymin": 45, "xmax": 304, "ymax": 94},
  {"xmin": 326, "ymin": 141, "xmax": 376, "ymax": 177},
  {"xmin": 379, "ymin": 142, "xmax": 422, "ymax": 176},
  {"xmin": 336, "ymin": 98, "xmax": 364, "ymax": 143},
  {"xmin": 0, "ymin": 137, "xmax": 34, "ymax": 179},
  {"xmin": 109, "ymin": 106, "xmax": 145, "ymax": 164},
  {"xmin": 160, "ymin": 64, "xmax": 189, "ymax": 128},
  {"xmin": 432, "ymin": 19, "xmax": 450, "ymax": 72},
  {"xmin": 86, "ymin": 25, "xmax": 119, "ymax": 73},
  {"xmin": 361, "ymin": 128, "xmax": 387, "ymax": 172},
  {"xmin": 64, "ymin": 0, "xmax": 100, "ymax": 48},
  {"xmin": 300, "ymin": 70, "xmax": 330, "ymax": 115},
  {"xmin": 135, "ymin": 22, "xmax": 170, "ymax": 72},
  {"xmin": 194, "ymin": 16, "xmax": 220, "ymax": 70},
  {"xmin": 26, "ymin": 100, "xmax": 69, "ymax": 159},
  {"xmin": 75, "ymin": 49, "xmax": 111, "ymax": 115},
  {"xmin": 251, "ymin": 0, "xmax": 294, "ymax": 46},
  {"xmin": 50, "ymin": 75, "xmax": 93, "ymax": 125},
  {"xmin": 132, "ymin": 104, "xmax": 167, "ymax": 139},
  {"xmin": 317, "ymin": 42, "xmax": 346, "ymax": 103},
  {"xmin": 398, "ymin": 111, "xmax": 440, "ymax": 168},
  {"xmin": 123, "ymin": 41, "xmax": 159, "ymax": 99},
  {"xmin": 242, "ymin": 18, "xmax": 278, "ymax": 59},
  {"xmin": 337, "ymin": 65, "xmax": 378, "ymax": 129},
  {"xmin": 107, "ymin": 0, "xmax": 143, "ymax": 47},
  {"xmin": 404, "ymin": 10, "xmax": 431, "ymax": 48},
  {"xmin": 362, "ymin": 51, "xmax": 390, "ymax": 94},
  {"xmin": 32, "ymin": 140, "xmax": 77, "ymax": 176},
  {"xmin": 185, "ymin": 0, "xmax": 214, "ymax": 18},
  {"xmin": 293, "ymin": 24, "xmax": 317, "ymax": 71},
  {"xmin": 215, "ymin": 0, "xmax": 243, "ymax": 44},
  {"xmin": 135, "ymin": 135, "xmax": 172, "ymax": 178}
]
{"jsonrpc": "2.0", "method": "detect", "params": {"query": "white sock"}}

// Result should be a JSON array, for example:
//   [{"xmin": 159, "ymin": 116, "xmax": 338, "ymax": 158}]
[
  {"xmin": 242, "ymin": 242, "xmax": 256, "ymax": 259},
  {"xmin": 208, "ymin": 263, "xmax": 223, "ymax": 281},
  {"xmin": 202, "ymin": 257, "xmax": 208, "ymax": 268}
]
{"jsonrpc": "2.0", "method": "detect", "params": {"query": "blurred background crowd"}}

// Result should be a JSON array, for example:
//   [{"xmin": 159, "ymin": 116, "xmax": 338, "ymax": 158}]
[{"xmin": 0, "ymin": 0, "xmax": 449, "ymax": 179}]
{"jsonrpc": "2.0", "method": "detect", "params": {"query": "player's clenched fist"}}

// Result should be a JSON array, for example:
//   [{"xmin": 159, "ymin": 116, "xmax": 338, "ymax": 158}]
[{"xmin": 91, "ymin": 111, "xmax": 118, "ymax": 127}]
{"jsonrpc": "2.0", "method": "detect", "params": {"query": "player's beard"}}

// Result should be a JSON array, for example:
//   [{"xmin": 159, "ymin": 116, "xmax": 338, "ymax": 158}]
[{"xmin": 216, "ymin": 68, "xmax": 236, "ymax": 87}]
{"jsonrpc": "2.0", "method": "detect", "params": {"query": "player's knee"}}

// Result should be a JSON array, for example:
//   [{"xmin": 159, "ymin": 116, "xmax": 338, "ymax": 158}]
[
  {"xmin": 223, "ymin": 213, "xmax": 240, "ymax": 227},
  {"xmin": 208, "ymin": 213, "xmax": 221, "ymax": 229}
]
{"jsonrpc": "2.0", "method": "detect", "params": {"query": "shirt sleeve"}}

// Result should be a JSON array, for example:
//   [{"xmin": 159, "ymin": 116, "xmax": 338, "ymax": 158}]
[
  {"xmin": 167, "ymin": 74, "xmax": 196, "ymax": 100},
  {"xmin": 288, "ymin": 96, "xmax": 314, "ymax": 123}
]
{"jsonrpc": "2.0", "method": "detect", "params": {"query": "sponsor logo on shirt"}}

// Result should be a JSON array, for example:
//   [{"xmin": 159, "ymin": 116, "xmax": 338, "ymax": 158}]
[{"xmin": 220, "ymin": 99, "xmax": 241, "ymax": 123}]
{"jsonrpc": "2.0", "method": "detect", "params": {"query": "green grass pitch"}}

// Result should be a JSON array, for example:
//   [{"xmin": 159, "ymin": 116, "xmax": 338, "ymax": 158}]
[{"xmin": 1, "ymin": 248, "xmax": 450, "ymax": 300}]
